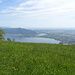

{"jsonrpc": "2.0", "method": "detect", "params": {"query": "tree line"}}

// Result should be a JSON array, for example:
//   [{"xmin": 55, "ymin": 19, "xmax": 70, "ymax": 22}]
[
  {"xmin": 0, "ymin": 29, "xmax": 15, "ymax": 42},
  {"xmin": 0, "ymin": 29, "xmax": 5, "ymax": 40}
]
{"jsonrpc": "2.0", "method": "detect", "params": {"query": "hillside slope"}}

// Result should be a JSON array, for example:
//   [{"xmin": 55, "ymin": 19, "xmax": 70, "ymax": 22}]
[
  {"xmin": 0, "ymin": 41, "xmax": 75, "ymax": 75},
  {"xmin": 2, "ymin": 28, "xmax": 36, "ymax": 36}
]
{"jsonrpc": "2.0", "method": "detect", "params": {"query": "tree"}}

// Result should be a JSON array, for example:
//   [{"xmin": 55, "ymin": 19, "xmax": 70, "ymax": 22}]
[
  {"xmin": 7, "ymin": 38, "xmax": 11, "ymax": 42},
  {"xmin": 59, "ymin": 42, "xmax": 63, "ymax": 45},
  {"xmin": 0, "ymin": 29, "xmax": 5, "ymax": 40}
]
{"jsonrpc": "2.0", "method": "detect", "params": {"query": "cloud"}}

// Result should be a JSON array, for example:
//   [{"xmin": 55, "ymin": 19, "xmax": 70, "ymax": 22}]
[{"xmin": 1, "ymin": 0, "xmax": 75, "ymax": 19}]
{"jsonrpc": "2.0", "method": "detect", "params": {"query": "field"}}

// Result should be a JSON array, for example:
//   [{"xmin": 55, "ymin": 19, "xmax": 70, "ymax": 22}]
[{"xmin": 0, "ymin": 41, "xmax": 75, "ymax": 75}]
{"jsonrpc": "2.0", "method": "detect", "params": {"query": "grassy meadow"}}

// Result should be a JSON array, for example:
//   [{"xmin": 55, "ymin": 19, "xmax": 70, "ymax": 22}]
[{"xmin": 0, "ymin": 41, "xmax": 75, "ymax": 75}]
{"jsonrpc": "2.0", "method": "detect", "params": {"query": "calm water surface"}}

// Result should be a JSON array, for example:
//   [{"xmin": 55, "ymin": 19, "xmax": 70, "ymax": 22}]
[{"xmin": 5, "ymin": 36, "xmax": 60, "ymax": 44}]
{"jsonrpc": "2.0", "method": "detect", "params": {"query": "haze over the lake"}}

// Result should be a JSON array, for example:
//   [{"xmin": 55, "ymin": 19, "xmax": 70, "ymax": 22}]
[{"xmin": 0, "ymin": 0, "xmax": 75, "ymax": 29}]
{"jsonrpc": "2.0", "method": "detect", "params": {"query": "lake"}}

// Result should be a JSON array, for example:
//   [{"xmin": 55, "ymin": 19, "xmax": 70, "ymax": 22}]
[{"xmin": 5, "ymin": 36, "xmax": 60, "ymax": 44}]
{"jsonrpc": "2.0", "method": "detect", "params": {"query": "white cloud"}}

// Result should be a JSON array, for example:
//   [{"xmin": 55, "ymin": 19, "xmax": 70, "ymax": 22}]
[
  {"xmin": 1, "ymin": 0, "xmax": 75, "ymax": 19},
  {"xmin": 1, "ymin": 0, "xmax": 75, "ymax": 28}
]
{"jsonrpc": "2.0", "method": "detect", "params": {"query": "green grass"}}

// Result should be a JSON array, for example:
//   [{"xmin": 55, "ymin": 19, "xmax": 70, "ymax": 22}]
[{"xmin": 0, "ymin": 41, "xmax": 75, "ymax": 75}]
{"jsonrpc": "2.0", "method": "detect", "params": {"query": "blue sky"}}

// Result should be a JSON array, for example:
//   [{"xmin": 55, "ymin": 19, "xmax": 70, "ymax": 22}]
[{"xmin": 0, "ymin": 0, "xmax": 75, "ymax": 28}]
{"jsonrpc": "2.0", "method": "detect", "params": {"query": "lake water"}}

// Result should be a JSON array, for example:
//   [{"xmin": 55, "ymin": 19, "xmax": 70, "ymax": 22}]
[{"xmin": 5, "ymin": 36, "xmax": 60, "ymax": 44}]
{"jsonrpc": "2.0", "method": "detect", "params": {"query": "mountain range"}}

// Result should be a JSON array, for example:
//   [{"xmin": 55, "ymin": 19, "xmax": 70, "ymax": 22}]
[{"xmin": 0, "ymin": 27, "xmax": 36, "ymax": 37}]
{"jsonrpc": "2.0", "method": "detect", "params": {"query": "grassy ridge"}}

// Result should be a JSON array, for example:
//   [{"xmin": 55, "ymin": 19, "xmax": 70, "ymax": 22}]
[{"xmin": 0, "ymin": 41, "xmax": 75, "ymax": 75}]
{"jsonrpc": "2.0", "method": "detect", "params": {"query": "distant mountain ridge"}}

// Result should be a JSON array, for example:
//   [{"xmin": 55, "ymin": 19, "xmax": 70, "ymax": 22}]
[{"xmin": 1, "ymin": 28, "xmax": 36, "ymax": 36}]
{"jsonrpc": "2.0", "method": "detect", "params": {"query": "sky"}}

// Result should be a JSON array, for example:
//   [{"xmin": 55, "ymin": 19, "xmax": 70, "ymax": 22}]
[{"xmin": 0, "ymin": 0, "xmax": 75, "ymax": 29}]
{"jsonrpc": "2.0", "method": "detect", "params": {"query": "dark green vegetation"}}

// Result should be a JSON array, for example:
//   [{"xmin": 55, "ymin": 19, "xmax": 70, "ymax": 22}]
[
  {"xmin": 0, "ymin": 41, "xmax": 75, "ymax": 75},
  {"xmin": 0, "ymin": 29, "xmax": 5, "ymax": 40}
]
